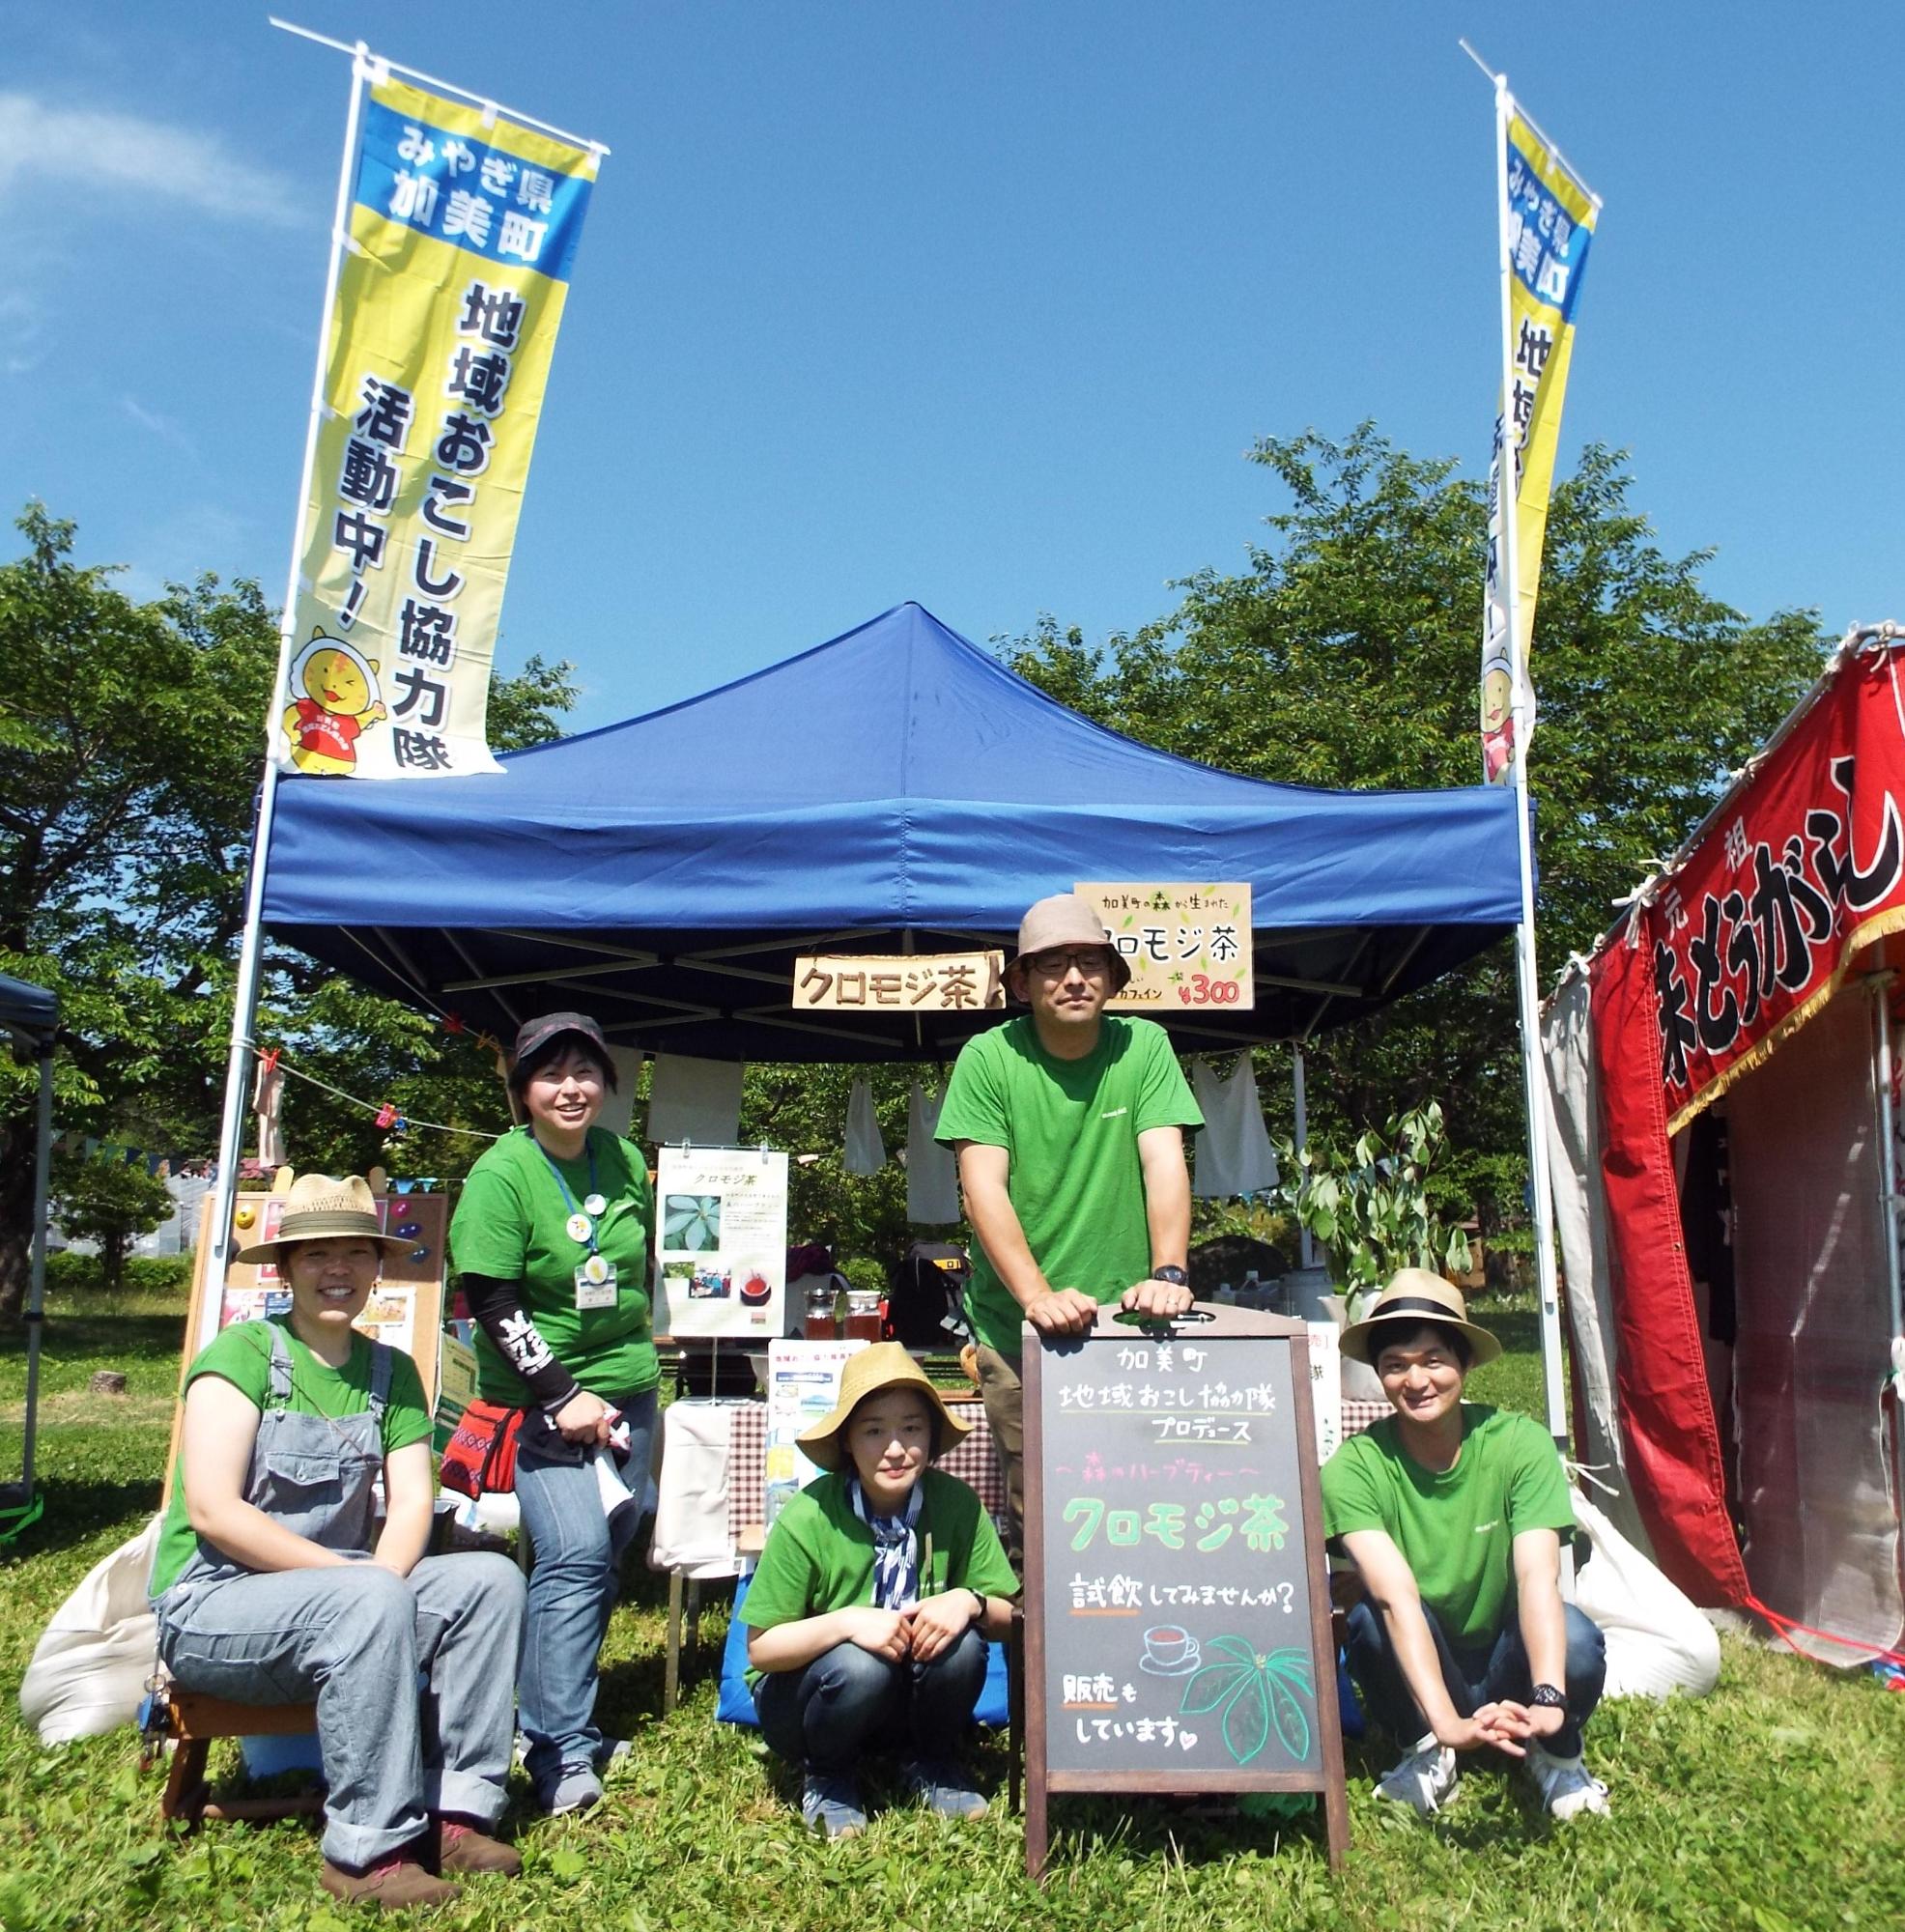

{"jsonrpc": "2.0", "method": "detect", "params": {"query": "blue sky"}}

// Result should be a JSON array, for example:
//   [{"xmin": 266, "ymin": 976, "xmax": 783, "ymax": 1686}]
[{"xmin": 5, "ymin": 2, "xmax": 1900, "ymax": 730}]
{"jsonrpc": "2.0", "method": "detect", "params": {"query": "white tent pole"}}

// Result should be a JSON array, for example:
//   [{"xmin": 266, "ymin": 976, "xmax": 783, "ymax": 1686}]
[
  {"xmin": 1486, "ymin": 67, "xmax": 1570, "ymax": 1444},
  {"xmin": 203, "ymin": 43, "xmax": 371, "ymax": 1335}
]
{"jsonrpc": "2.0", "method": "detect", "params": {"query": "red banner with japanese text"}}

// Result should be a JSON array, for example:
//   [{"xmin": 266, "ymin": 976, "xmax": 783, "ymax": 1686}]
[
  {"xmin": 1581, "ymin": 643, "xmax": 1905, "ymax": 1605},
  {"xmin": 1636, "ymin": 646, "xmax": 1905, "ymax": 1135}
]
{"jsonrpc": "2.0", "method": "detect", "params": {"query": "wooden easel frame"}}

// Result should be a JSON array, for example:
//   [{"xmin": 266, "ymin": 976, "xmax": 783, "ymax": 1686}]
[{"xmin": 1021, "ymin": 1303, "xmax": 1350, "ymax": 1879}]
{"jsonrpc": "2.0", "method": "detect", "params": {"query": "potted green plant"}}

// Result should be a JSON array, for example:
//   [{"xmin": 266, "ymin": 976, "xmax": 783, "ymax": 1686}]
[{"xmin": 1274, "ymin": 1101, "xmax": 1473, "ymax": 1321}]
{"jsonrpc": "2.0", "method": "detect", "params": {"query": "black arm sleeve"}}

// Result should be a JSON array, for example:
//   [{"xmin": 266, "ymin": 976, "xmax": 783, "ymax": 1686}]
[{"xmin": 460, "ymin": 1271, "xmax": 583, "ymax": 1409}]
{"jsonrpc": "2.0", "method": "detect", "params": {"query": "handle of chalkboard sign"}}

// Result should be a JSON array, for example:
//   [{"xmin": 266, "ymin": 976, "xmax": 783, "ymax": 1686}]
[{"xmin": 1107, "ymin": 1304, "xmax": 1217, "ymax": 1329}]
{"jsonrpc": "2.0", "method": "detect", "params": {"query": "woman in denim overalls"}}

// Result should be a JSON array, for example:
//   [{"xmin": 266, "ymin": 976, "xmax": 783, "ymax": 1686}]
[{"xmin": 153, "ymin": 1175, "xmax": 527, "ymax": 1911}]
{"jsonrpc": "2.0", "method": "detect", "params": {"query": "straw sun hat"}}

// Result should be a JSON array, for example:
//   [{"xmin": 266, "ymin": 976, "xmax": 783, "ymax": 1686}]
[
  {"xmin": 234, "ymin": 1173, "xmax": 411, "ymax": 1267},
  {"xmin": 797, "ymin": 1343, "xmax": 974, "ymax": 1471},
  {"xmin": 1338, "ymin": 1267, "xmax": 1503, "ymax": 1367}
]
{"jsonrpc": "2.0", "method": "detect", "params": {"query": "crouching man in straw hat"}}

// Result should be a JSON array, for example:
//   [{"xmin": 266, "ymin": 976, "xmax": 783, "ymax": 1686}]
[
  {"xmin": 935, "ymin": 892, "xmax": 1204, "ymax": 1554},
  {"xmin": 151, "ymin": 1174, "xmax": 527, "ymax": 1910},
  {"xmin": 744, "ymin": 1344, "xmax": 1018, "ymax": 1838},
  {"xmin": 1321, "ymin": 1270, "xmax": 1610, "ymax": 1821}
]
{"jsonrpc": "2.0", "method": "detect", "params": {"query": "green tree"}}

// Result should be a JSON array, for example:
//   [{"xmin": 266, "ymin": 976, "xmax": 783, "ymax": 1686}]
[
  {"xmin": 1007, "ymin": 427, "xmax": 1827, "ymax": 1243},
  {"xmin": 0, "ymin": 505, "xmax": 578, "ymax": 1317},
  {"xmin": 49, "ymin": 1154, "xmax": 176, "ymax": 1293}
]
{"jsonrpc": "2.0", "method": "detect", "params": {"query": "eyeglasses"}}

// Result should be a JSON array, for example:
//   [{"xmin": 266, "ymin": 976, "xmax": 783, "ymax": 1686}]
[{"xmin": 1021, "ymin": 948, "xmax": 1116, "ymax": 979}]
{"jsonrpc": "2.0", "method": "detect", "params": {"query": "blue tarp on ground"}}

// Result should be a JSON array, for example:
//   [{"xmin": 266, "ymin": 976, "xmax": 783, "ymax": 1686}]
[{"xmin": 263, "ymin": 603, "xmax": 1522, "ymax": 1058}]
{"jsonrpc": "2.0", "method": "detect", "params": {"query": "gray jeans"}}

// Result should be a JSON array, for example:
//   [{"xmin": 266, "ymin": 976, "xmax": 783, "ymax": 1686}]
[{"xmin": 158, "ymin": 1552, "xmax": 526, "ymax": 1868}]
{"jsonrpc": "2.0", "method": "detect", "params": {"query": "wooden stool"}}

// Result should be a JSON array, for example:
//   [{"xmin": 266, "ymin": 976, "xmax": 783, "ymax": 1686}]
[{"xmin": 159, "ymin": 1691, "xmax": 325, "ymax": 1829}]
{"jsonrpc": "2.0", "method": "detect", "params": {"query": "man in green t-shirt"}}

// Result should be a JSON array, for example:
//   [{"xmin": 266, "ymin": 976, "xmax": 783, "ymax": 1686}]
[
  {"xmin": 1321, "ymin": 1271, "xmax": 1609, "ymax": 1822},
  {"xmin": 936, "ymin": 892, "xmax": 1204, "ymax": 1551}
]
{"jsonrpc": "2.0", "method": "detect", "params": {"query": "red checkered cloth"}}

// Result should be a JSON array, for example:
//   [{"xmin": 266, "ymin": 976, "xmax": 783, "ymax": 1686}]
[
  {"xmin": 726, "ymin": 1397, "xmax": 1006, "ymax": 1540},
  {"xmin": 1341, "ymin": 1398, "xmax": 1389, "ymax": 1438}
]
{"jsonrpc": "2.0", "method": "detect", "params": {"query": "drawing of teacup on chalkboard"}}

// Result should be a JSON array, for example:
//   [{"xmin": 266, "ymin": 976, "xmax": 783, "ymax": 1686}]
[{"xmin": 1138, "ymin": 1624, "xmax": 1202, "ymax": 1675}]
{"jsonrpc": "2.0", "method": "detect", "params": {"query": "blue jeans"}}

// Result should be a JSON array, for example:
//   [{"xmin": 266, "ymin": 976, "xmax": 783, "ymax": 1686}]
[
  {"xmin": 1345, "ymin": 1598, "xmax": 1606, "ymax": 1758},
  {"xmin": 512, "ymin": 1386, "xmax": 658, "ymax": 1799},
  {"xmin": 157, "ymin": 1553, "xmax": 526, "ymax": 1869},
  {"xmin": 753, "ymin": 1629, "xmax": 989, "ymax": 1776}
]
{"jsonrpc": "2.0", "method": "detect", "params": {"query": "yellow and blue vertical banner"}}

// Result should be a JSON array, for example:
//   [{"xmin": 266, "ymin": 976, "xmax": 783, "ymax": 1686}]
[
  {"xmin": 1480, "ymin": 99, "xmax": 1598, "ymax": 785},
  {"xmin": 279, "ymin": 70, "xmax": 602, "ymax": 779}
]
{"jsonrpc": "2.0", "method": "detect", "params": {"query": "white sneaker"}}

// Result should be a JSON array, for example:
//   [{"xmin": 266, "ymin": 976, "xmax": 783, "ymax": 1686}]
[
  {"xmin": 1526, "ymin": 1740, "xmax": 1610, "ymax": 1819},
  {"xmin": 1376, "ymin": 1732, "xmax": 1459, "ymax": 1817}
]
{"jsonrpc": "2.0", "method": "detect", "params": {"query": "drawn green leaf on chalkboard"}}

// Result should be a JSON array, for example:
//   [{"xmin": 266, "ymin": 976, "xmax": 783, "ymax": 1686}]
[
  {"xmin": 1221, "ymin": 1676, "xmax": 1271, "ymax": 1766},
  {"xmin": 1262, "ymin": 1648, "xmax": 1316, "ymax": 1761},
  {"xmin": 1180, "ymin": 1662, "xmax": 1251, "ymax": 1717},
  {"xmin": 1205, "ymin": 1634, "xmax": 1259, "ymax": 1671}
]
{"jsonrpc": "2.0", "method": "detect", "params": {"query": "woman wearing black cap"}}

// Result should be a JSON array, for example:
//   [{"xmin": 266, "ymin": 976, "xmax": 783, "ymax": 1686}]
[{"xmin": 450, "ymin": 1011, "xmax": 659, "ymax": 1816}]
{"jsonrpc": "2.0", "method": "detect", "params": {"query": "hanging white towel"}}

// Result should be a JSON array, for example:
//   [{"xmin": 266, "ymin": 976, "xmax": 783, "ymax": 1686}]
[
  {"xmin": 596, "ymin": 1047, "xmax": 646, "ymax": 1139},
  {"xmin": 906, "ymin": 1083, "xmax": 961, "ymax": 1225},
  {"xmin": 647, "ymin": 1054, "xmax": 744, "ymax": 1146},
  {"xmin": 1191, "ymin": 1057, "xmax": 1279, "ymax": 1198},
  {"xmin": 844, "ymin": 1076, "xmax": 886, "ymax": 1175}
]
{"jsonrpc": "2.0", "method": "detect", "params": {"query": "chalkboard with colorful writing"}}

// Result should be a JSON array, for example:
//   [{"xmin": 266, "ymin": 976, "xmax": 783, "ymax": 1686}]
[{"xmin": 1021, "ymin": 1303, "xmax": 1348, "ymax": 1876}]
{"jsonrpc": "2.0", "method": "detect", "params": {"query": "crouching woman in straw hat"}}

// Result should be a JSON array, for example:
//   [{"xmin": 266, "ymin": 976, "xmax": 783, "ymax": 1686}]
[
  {"xmin": 1320, "ymin": 1270, "xmax": 1609, "ymax": 1824},
  {"xmin": 744, "ymin": 1344, "xmax": 1018, "ymax": 1838},
  {"xmin": 150, "ymin": 1175, "xmax": 526, "ymax": 1911}
]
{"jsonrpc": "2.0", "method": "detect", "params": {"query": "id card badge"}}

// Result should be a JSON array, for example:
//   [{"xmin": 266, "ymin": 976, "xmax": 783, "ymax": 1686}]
[{"xmin": 575, "ymin": 1256, "xmax": 618, "ymax": 1310}]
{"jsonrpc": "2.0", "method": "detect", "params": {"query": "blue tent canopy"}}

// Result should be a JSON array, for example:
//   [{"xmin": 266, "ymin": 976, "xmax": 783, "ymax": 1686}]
[{"xmin": 265, "ymin": 603, "xmax": 1521, "ymax": 1060}]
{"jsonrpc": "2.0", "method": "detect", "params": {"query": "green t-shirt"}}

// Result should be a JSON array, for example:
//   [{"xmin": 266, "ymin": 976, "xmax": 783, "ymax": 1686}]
[
  {"xmin": 743, "ymin": 1466, "xmax": 1019, "ymax": 1683},
  {"xmin": 451, "ymin": 1124, "xmax": 660, "ymax": 1404},
  {"xmin": 152, "ymin": 1318, "xmax": 432, "ymax": 1599},
  {"xmin": 935, "ymin": 1015, "xmax": 1203, "ymax": 1353},
  {"xmin": 1320, "ymin": 1406, "xmax": 1578, "ymax": 1648}
]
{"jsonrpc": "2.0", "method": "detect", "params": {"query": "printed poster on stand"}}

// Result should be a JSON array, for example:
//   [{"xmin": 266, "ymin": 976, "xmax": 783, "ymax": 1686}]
[
  {"xmin": 764, "ymin": 1339, "xmax": 870, "ymax": 1527},
  {"xmin": 655, "ymin": 1146, "xmax": 788, "ymax": 1339}
]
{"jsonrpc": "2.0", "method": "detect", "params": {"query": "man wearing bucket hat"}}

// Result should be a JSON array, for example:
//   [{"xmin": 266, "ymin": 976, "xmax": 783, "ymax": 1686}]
[
  {"xmin": 936, "ymin": 892, "xmax": 1203, "ymax": 1554},
  {"xmin": 1321, "ymin": 1270, "xmax": 1609, "ymax": 1822},
  {"xmin": 744, "ymin": 1344, "xmax": 1018, "ymax": 1837},
  {"xmin": 152, "ymin": 1175, "xmax": 527, "ymax": 1908}
]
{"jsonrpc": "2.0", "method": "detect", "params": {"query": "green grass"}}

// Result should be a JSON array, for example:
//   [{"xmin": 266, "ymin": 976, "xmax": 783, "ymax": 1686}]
[{"xmin": 3, "ymin": 1289, "xmax": 1902, "ymax": 1931}]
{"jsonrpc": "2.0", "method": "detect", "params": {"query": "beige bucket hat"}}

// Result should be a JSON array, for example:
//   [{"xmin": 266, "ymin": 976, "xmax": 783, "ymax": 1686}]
[
  {"xmin": 1338, "ymin": 1267, "xmax": 1502, "ymax": 1367},
  {"xmin": 1011, "ymin": 892, "xmax": 1133, "ymax": 992},
  {"xmin": 234, "ymin": 1173, "xmax": 410, "ymax": 1266},
  {"xmin": 797, "ymin": 1342, "xmax": 975, "ymax": 1471}
]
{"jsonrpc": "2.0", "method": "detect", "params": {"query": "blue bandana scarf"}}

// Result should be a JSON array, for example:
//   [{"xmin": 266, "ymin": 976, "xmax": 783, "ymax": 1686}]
[{"xmin": 846, "ymin": 1472, "xmax": 924, "ymax": 1609}]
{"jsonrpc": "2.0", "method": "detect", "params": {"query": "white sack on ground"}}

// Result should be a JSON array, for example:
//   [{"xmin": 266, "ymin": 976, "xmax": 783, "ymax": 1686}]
[
  {"xmin": 19, "ymin": 1516, "xmax": 162, "ymax": 1744},
  {"xmin": 1571, "ymin": 1486, "xmax": 1720, "ymax": 1699}
]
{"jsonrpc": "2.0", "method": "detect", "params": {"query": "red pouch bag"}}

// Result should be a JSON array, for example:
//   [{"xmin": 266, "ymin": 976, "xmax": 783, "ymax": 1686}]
[{"xmin": 438, "ymin": 1399, "xmax": 526, "ymax": 1498}]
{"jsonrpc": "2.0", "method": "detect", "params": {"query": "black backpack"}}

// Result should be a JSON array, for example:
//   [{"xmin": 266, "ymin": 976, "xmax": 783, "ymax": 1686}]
[{"xmin": 886, "ymin": 1242, "xmax": 972, "ymax": 1349}]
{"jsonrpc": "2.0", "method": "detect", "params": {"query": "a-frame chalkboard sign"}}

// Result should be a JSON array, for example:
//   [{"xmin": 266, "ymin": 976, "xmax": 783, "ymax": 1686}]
[{"xmin": 1022, "ymin": 1303, "xmax": 1349, "ymax": 1877}]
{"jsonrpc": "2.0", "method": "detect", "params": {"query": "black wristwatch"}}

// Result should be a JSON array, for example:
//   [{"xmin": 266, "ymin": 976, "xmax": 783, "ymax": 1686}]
[
  {"xmin": 1152, "ymin": 1264, "xmax": 1189, "ymax": 1287},
  {"xmin": 968, "ymin": 1588, "xmax": 986, "ymax": 1625},
  {"xmin": 1529, "ymin": 1682, "xmax": 1567, "ymax": 1709}
]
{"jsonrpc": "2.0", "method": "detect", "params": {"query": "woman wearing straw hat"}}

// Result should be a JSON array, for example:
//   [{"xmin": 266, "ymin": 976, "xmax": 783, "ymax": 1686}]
[
  {"xmin": 151, "ymin": 1174, "xmax": 527, "ymax": 1910},
  {"xmin": 1320, "ymin": 1270, "xmax": 1609, "ymax": 1824},
  {"xmin": 743, "ymin": 1344, "xmax": 1019, "ymax": 1838}
]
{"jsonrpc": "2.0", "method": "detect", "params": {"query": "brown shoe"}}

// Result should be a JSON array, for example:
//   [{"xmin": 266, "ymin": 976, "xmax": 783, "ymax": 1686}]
[
  {"xmin": 321, "ymin": 1854, "xmax": 462, "ymax": 1909},
  {"xmin": 434, "ymin": 1816, "xmax": 524, "ymax": 1876}
]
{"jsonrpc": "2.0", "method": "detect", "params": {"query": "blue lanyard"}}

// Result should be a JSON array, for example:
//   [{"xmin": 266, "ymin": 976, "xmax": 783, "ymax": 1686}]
[{"xmin": 536, "ymin": 1132, "xmax": 600, "ymax": 1255}]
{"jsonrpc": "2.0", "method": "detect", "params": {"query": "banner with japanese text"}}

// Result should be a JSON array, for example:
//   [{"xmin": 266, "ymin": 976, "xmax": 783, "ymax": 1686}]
[
  {"xmin": 1603, "ymin": 648, "xmax": 1905, "ymax": 1136},
  {"xmin": 279, "ymin": 71, "xmax": 600, "ymax": 778},
  {"xmin": 1480, "ymin": 103, "xmax": 1597, "ymax": 784}
]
